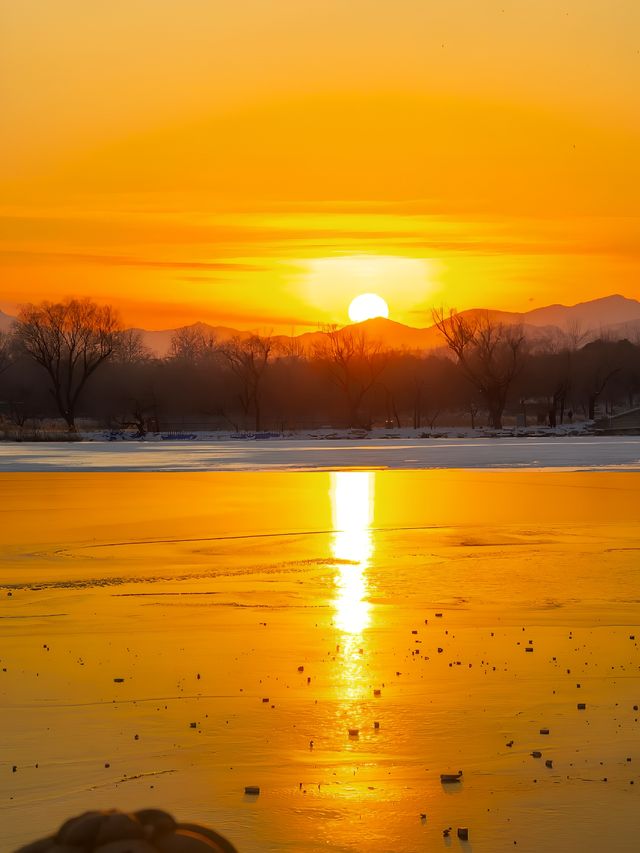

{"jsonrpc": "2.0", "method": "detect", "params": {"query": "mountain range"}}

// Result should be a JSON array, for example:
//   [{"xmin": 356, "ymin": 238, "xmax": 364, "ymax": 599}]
[
  {"xmin": 130, "ymin": 294, "xmax": 640, "ymax": 355},
  {"xmin": 2, "ymin": 295, "xmax": 640, "ymax": 356}
]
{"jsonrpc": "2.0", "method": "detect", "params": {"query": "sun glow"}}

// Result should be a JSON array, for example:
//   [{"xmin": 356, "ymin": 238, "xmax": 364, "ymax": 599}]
[
  {"xmin": 302, "ymin": 256, "xmax": 436, "ymax": 327},
  {"xmin": 348, "ymin": 292, "xmax": 389, "ymax": 323}
]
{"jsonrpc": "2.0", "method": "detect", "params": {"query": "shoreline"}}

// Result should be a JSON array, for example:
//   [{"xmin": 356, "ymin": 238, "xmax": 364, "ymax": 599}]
[
  {"xmin": 1, "ymin": 434, "xmax": 640, "ymax": 473},
  {"xmin": 0, "ymin": 423, "xmax": 599, "ymax": 444}
]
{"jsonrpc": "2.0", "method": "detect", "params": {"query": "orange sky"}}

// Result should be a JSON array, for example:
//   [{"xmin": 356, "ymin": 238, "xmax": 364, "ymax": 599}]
[{"xmin": 1, "ymin": 0, "xmax": 639, "ymax": 331}]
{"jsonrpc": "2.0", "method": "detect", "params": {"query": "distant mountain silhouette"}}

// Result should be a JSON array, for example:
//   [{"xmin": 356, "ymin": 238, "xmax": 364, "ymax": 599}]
[
  {"xmin": 521, "ymin": 294, "xmax": 640, "ymax": 329},
  {"xmin": 287, "ymin": 317, "xmax": 443, "ymax": 353},
  {"xmin": 2, "ymin": 295, "xmax": 640, "ymax": 354}
]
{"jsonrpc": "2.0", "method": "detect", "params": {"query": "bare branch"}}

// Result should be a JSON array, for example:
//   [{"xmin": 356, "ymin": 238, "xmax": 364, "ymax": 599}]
[
  {"xmin": 219, "ymin": 334, "xmax": 273, "ymax": 431},
  {"xmin": 0, "ymin": 330, "xmax": 12, "ymax": 375},
  {"xmin": 112, "ymin": 329, "xmax": 152, "ymax": 365},
  {"xmin": 314, "ymin": 326, "xmax": 388, "ymax": 427},
  {"xmin": 432, "ymin": 308, "xmax": 527, "ymax": 428},
  {"xmin": 14, "ymin": 298, "xmax": 121, "ymax": 430},
  {"xmin": 169, "ymin": 325, "xmax": 217, "ymax": 363}
]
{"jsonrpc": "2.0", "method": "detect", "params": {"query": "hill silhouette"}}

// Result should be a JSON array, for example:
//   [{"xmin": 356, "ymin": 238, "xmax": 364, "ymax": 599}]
[
  {"xmin": 135, "ymin": 294, "xmax": 640, "ymax": 356},
  {"xmin": 2, "ymin": 295, "xmax": 640, "ymax": 356}
]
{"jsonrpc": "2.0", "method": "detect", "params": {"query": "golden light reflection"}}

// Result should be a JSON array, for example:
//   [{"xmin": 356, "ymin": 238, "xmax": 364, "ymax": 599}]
[
  {"xmin": 330, "ymin": 471, "xmax": 375, "ymax": 710},
  {"xmin": 330, "ymin": 471, "xmax": 373, "ymax": 635}
]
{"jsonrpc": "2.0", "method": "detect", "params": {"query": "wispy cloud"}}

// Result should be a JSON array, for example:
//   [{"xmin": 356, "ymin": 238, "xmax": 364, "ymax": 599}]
[
  {"xmin": 113, "ymin": 294, "xmax": 315, "ymax": 330},
  {"xmin": 0, "ymin": 250, "xmax": 266, "ymax": 271},
  {"xmin": 2, "ymin": 212, "xmax": 638, "ymax": 261}
]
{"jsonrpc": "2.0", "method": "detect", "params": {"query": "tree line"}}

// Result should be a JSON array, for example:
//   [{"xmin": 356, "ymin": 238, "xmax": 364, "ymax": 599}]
[{"xmin": 1, "ymin": 297, "xmax": 639, "ymax": 434}]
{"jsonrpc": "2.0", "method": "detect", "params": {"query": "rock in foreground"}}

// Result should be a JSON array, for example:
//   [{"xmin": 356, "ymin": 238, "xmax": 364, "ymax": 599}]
[{"xmin": 14, "ymin": 808, "xmax": 238, "ymax": 853}]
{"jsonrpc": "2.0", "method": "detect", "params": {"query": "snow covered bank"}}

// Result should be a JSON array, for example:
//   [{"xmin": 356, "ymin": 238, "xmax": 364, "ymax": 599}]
[{"xmin": 1, "ymin": 435, "xmax": 640, "ymax": 472}]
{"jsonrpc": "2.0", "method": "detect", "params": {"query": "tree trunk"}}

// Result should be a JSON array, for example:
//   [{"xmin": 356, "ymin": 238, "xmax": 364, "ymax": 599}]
[
  {"xmin": 346, "ymin": 387, "xmax": 363, "ymax": 428},
  {"xmin": 63, "ymin": 409, "xmax": 76, "ymax": 432},
  {"xmin": 389, "ymin": 394, "xmax": 401, "ymax": 428},
  {"xmin": 486, "ymin": 393, "xmax": 504, "ymax": 429},
  {"xmin": 413, "ymin": 387, "xmax": 421, "ymax": 429}
]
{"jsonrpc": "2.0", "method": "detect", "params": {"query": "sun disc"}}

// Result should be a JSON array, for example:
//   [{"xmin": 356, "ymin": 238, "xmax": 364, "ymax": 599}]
[{"xmin": 348, "ymin": 293, "xmax": 389, "ymax": 323}]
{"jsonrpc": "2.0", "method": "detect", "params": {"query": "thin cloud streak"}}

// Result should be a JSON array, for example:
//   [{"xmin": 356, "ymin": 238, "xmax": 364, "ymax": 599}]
[
  {"xmin": 0, "ymin": 250, "xmax": 266, "ymax": 272},
  {"xmin": 2, "ymin": 214, "xmax": 637, "ymax": 261}
]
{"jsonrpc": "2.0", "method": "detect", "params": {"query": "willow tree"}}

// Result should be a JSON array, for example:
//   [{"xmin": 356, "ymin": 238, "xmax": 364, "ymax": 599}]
[
  {"xmin": 433, "ymin": 309, "xmax": 526, "ymax": 429},
  {"xmin": 15, "ymin": 298, "xmax": 120, "ymax": 431}
]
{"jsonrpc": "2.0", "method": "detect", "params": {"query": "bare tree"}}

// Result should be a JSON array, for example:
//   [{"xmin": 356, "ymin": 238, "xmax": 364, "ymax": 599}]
[
  {"xmin": 433, "ymin": 309, "xmax": 526, "ymax": 429},
  {"xmin": 535, "ymin": 321, "xmax": 591, "ymax": 427},
  {"xmin": 586, "ymin": 368, "xmax": 620, "ymax": 419},
  {"xmin": 314, "ymin": 326, "xmax": 387, "ymax": 428},
  {"xmin": 575, "ymin": 341, "xmax": 622, "ymax": 420},
  {"xmin": 14, "ymin": 298, "xmax": 120, "ymax": 431},
  {"xmin": 565, "ymin": 319, "xmax": 590, "ymax": 351},
  {"xmin": 468, "ymin": 399, "xmax": 480, "ymax": 429},
  {"xmin": 404, "ymin": 355, "xmax": 441, "ymax": 431},
  {"xmin": 112, "ymin": 328, "xmax": 151, "ymax": 365},
  {"xmin": 276, "ymin": 334, "xmax": 307, "ymax": 362},
  {"xmin": 169, "ymin": 325, "xmax": 217, "ymax": 363},
  {"xmin": 0, "ymin": 330, "xmax": 12, "ymax": 375},
  {"xmin": 219, "ymin": 335, "xmax": 273, "ymax": 431}
]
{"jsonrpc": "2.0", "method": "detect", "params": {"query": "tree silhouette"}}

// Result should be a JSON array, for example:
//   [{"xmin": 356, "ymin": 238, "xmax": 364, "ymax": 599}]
[
  {"xmin": 433, "ymin": 309, "xmax": 526, "ymax": 429},
  {"xmin": 169, "ymin": 325, "xmax": 217, "ymax": 364},
  {"xmin": 0, "ymin": 330, "xmax": 12, "ymax": 375},
  {"xmin": 15, "ymin": 298, "xmax": 120, "ymax": 431},
  {"xmin": 113, "ymin": 328, "xmax": 151, "ymax": 365},
  {"xmin": 219, "ymin": 335, "xmax": 273, "ymax": 431},
  {"xmin": 314, "ymin": 326, "xmax": 387, "ymax": 428}
]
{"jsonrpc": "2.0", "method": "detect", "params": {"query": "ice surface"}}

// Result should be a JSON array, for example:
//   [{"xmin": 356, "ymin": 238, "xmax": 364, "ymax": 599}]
[{"xmin": 1, "ymin": 435, "xmax": 640, "ymax": 472}]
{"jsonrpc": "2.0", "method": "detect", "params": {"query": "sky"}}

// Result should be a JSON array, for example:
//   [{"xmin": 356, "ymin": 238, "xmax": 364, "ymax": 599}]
[{"xmin": 1, "ymin": 0, "xmax": 639, "ymax": 331}]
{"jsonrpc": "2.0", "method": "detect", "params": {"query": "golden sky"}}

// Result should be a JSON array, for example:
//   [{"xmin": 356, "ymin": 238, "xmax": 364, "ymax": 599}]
[{"xmin": 1, "ymin": 0, "xmax": 639, "ymax": 330}]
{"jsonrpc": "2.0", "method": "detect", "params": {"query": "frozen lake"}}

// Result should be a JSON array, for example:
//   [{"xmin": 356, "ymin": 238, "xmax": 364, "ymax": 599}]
[
  {"xmin": 1, "ymin": 435, "xmax": 640, "ymax": 472},
  {"xmin": 2, "ymin": 470, "xmax": 640, "ymax": 851}
]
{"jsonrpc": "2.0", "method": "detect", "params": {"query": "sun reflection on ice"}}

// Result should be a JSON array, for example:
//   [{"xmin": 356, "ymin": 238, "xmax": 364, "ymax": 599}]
[
  {"xmin": 330, "ymin": 472, "xmax": 374, "ymax": 704},
  {"xmin": 331, "ymin": 471, "xmax": 374, "ymax": 636}
]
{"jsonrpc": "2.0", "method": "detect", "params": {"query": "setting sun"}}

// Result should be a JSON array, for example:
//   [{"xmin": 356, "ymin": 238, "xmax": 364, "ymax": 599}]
[
  {"xmin": 3, "ymin": 3, "xmax": 640, "ymax": 852},
  {"xmin": 348, "ymin": 293, "xmax": 389, "ymax": 323}
]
